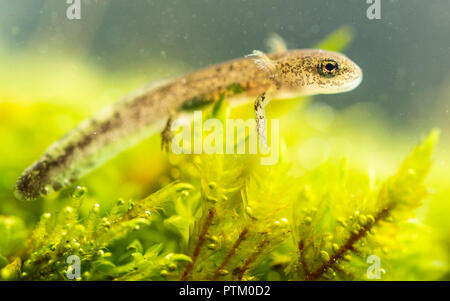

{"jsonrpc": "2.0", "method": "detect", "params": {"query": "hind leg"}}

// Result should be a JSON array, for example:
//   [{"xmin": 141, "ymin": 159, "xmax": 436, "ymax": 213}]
[{"xmin": 161, "ymin": 115, "xmax": 174, "ymax": 152}]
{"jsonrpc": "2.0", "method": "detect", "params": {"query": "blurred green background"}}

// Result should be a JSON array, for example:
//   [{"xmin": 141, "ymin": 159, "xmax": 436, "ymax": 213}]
[{"xmin": 0, "ymin": 0, "xmax": 449, "ymax": 279}]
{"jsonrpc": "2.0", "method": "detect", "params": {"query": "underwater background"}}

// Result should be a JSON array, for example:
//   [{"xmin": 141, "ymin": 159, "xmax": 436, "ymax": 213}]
[{"xmin": 0, "ymin": 0, "xmax": 449, "ymax": 280}]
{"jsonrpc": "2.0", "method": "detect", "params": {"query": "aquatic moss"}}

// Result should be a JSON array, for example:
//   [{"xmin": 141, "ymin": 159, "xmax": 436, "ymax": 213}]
[
  {"xmin": 0, "ymin": 26, "xmax": 447, "ymax": 281},
  {"xmin": 0, "ymin": 113, "xmax": 442, "ymax": 280}
]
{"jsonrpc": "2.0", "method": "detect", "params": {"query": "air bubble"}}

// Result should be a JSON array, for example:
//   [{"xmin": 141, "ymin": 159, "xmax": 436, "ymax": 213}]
[
  {"xmin": 320, "ymin": 251, "xmax": 330, "ymax": 262},
  {"xmin": 64, "ymin": 206, "xmax": 74, "ymax": 213},
  {"xmin": 303, "ymin": 216, "xmax": 312, "ymax": 225},
  {"xmin": 359, "ymin": 215, "xmax": 367, "ymax": 225},
  {"xmin": 332, "ymin": 244, "xmax": 339, "ymax": 252},
  {"xmin": 208, "ymin": 182, "xmax": 217, "ymax": 189},
  {"xmin": 72, "ymin": 185, "xmax": 87, "ymax": 199},
  {"xmin": 367, "ymin": 215, "xmax": 375, "ymax": 224},
  {"xmin": 337, "ymin": 217, "xmax": 347, "ymax": 227},
  {"xmin": 206, "ymin": 196, "xmax": 218, "ymax": 203},
  {"xmin": 208, "ymin": 235, "xmax": 219, "ymax": 243},
  {"xmin": 219, "ymin": 269, "xmax": 229, "ymax": 276}
]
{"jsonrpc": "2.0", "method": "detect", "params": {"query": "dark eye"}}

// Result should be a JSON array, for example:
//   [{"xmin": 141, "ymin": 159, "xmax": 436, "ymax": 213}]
[{"xmin": 318, "ymin": 59, "xmax": 340, "ymax": 78}]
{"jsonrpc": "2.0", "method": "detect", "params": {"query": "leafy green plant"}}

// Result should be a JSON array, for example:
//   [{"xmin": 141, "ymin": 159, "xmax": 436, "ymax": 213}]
[
  {"xmin": 0, "ymin": 109, "xmax": 442, "ymax": 280},
  {"xmin": 0, "ymin": 26, "xmax": 447, "ymax": 281}
]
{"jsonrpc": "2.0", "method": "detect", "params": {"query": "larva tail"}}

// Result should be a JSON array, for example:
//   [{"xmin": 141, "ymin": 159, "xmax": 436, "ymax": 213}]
[{"xmin": 14, "ymin": 82, "xmax": 169, "ymax": 201}]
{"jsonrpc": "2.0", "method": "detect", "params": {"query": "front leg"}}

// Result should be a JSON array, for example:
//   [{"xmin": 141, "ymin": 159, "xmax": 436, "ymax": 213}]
[
  {"xmin": 254, "ymin": 91, "xmax": 272, "ymax": 147},
  {"xmin": 247, "ymin": 49, "xmax": 279, "ymax": 148}
]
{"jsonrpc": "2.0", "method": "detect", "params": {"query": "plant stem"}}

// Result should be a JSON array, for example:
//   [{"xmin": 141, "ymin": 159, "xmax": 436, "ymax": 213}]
[
  {"xmin": 237, "ymin": 235, "xmax": 269, "ymax": 281},
  {"xmin": 181, "ymin": 208, "xmax": 216, "ymax": 280},
  {"xmin": 306, "ymin": 206, "xmax": 391, "ymax": 281},
  {"xmin": 212, "ymin": 227, "xmax": 248, "ymax": 280},
  {"xmin": 298, "ymin": 240, "xmax": 310, "ymax": 277}
]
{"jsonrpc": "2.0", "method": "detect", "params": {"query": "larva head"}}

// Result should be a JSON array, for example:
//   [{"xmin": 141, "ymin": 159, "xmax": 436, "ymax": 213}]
[{"xmin": 276, "ymin": 49, "xmax": 363, "ymax": 95}]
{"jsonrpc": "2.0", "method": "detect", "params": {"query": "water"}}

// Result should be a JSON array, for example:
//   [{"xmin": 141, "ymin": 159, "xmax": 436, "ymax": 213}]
[
  {"xmin": 0, "ymin": 0, "xmax": 449, "ymax": 282},
  {"xmin": 1, "ymin": 0, "xmax": 449, "ymax": 129}
]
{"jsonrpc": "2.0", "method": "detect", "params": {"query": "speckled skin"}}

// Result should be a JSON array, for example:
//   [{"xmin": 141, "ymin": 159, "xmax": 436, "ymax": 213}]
[{"xmin": 15, "ymin": 49, "xmax": 362, "ymax": 201}]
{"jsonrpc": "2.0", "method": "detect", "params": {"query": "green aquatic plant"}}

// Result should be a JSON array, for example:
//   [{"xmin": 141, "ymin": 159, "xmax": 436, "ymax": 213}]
[
  {"xmin": 0, "ymin": 26, "xmax": 448, "ymax": 281},
  {"xmin": 0, "ymin": 109, "xmax": 442, "ymax": 280}
]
